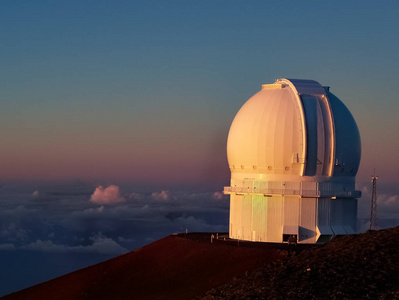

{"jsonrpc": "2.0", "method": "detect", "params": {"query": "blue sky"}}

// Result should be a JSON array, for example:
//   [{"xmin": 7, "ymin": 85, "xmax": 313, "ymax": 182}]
[
  {"xmin": 1, "ymin": 0, "xmax": 399, "ymax": 296},
  {"xmin": 1, "ymin": 1, "xmax": 399, "ymax": 185}
]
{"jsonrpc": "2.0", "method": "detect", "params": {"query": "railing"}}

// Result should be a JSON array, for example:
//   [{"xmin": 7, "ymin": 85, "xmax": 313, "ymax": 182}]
[{"xmin": 223, "ymin": 186, "xmax": 361, "ymax": 198}]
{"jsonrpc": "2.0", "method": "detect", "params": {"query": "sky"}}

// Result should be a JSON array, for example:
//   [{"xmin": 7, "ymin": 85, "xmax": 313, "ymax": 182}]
[{"xmin": 1, "ymin": 0, "xmax": 399, "ymax": 296}]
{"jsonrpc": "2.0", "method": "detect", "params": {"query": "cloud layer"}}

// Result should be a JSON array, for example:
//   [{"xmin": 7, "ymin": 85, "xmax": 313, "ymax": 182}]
[{"xmin": 0, "ymin": 183, "xmax": 229, "ymax": 256}]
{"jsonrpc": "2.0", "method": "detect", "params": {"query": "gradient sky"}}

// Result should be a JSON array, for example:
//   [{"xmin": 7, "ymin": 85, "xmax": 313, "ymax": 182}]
[
  {"xmin": 1, "ymin": 0, "xmax": 398, "ymax": 188},
  {"xmin": 1, "ymin": 1, "xmax": 399, "ymax": 295}
]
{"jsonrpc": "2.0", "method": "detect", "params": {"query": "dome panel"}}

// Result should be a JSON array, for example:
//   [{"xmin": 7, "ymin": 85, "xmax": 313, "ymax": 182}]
[
  {"xmin": 227, "ymin": 85, "xmax": 303, "ymax": 175},
  {"xmin": 327, "ymin": 91, "xmax": 361, "ymax": 176}
]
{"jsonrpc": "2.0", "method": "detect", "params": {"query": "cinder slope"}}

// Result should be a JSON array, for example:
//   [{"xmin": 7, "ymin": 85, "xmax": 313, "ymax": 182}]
[
  {"xmin": 4, "ymin": 233, "xmax": 306, "ymax": 300},
  {"xmin": 203, "ymin": 227, "xmax": 399, "ymax": 299}
]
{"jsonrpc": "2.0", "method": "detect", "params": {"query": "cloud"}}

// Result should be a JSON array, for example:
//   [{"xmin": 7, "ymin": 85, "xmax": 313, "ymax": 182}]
[
  {"xmin": 380, "ymin": 194, "xmax": 399, "ymax": 206},
  {"xmin": 0, "ymin": 223, "xmax": 28, "ymax": 241},
  {"xmin": 90, "ymin": 185, "xmax": 125, "ymax": 205},
  {"xmin": 21, "ymin": 239, "xmax": 67, "ymax": 252},
  {"xmin": 173, "ymin": 215, "xmax": 227, "ymax": 233},
  {"xmin": 32, "ymin": 190, "xmax": 40, "ymax": 198},
  {"xmin": 128, "ymin": 192, "xmax": 144, "ymax": 201},
  {"xmin": 212, "ymin": 191, "xmax": 225, "ymax": 200},
  {"xmin": 117, "ymin": 236, "xmax": 135, "ymax": 243},
  {"xmin": 151, "ymin": 190, "xmax": 170, "ymax": 201},
  {"xmin": 88, "ymin": 233, "xmax": 130, "ymax": 254},
  {"xmin": 0, "ymin": 243, "xmax": 15, "ymax": 250},
  {"xmin": 21, "ymin": 233, "xmax": 129, "ymax": 255}
]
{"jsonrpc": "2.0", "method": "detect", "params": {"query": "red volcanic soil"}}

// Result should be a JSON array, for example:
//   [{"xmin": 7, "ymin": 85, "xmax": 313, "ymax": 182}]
[{"xmin": 3, "ymin": 233, "xmax": 312, "ymax": 300}]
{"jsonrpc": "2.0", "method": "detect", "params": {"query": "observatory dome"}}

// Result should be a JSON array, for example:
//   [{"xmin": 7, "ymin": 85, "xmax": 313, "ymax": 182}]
[
  {"xmin": 227, "ymin": 78, "xmax": 361, "ymax": 182},
  {"xmin": 225, "ymin": 78, "xmax": 362, "ymax": 244}
]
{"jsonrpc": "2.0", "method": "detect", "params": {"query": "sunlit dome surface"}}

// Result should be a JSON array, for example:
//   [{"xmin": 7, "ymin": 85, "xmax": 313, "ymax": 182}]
[{"xmin": 227, "ymin": 78, "xmax": 361, "ymax": 179}]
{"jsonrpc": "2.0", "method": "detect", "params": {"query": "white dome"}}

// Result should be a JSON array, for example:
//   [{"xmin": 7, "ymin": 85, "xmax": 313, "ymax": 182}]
[{"xmin": 227, "ymin": 78, "xmax": 361, "ymax": 182}]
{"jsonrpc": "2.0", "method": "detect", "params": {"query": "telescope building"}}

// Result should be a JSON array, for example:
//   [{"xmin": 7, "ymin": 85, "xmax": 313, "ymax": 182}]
[{"xmin": 224, "ymin": 78, "xmax": 361, "ymax": 244}]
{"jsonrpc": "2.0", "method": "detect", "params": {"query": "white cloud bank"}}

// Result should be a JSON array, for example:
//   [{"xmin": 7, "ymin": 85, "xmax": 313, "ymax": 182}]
[{"xmin": 90, "ymin": 185, "xmax": 125, "ymax": 205}]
